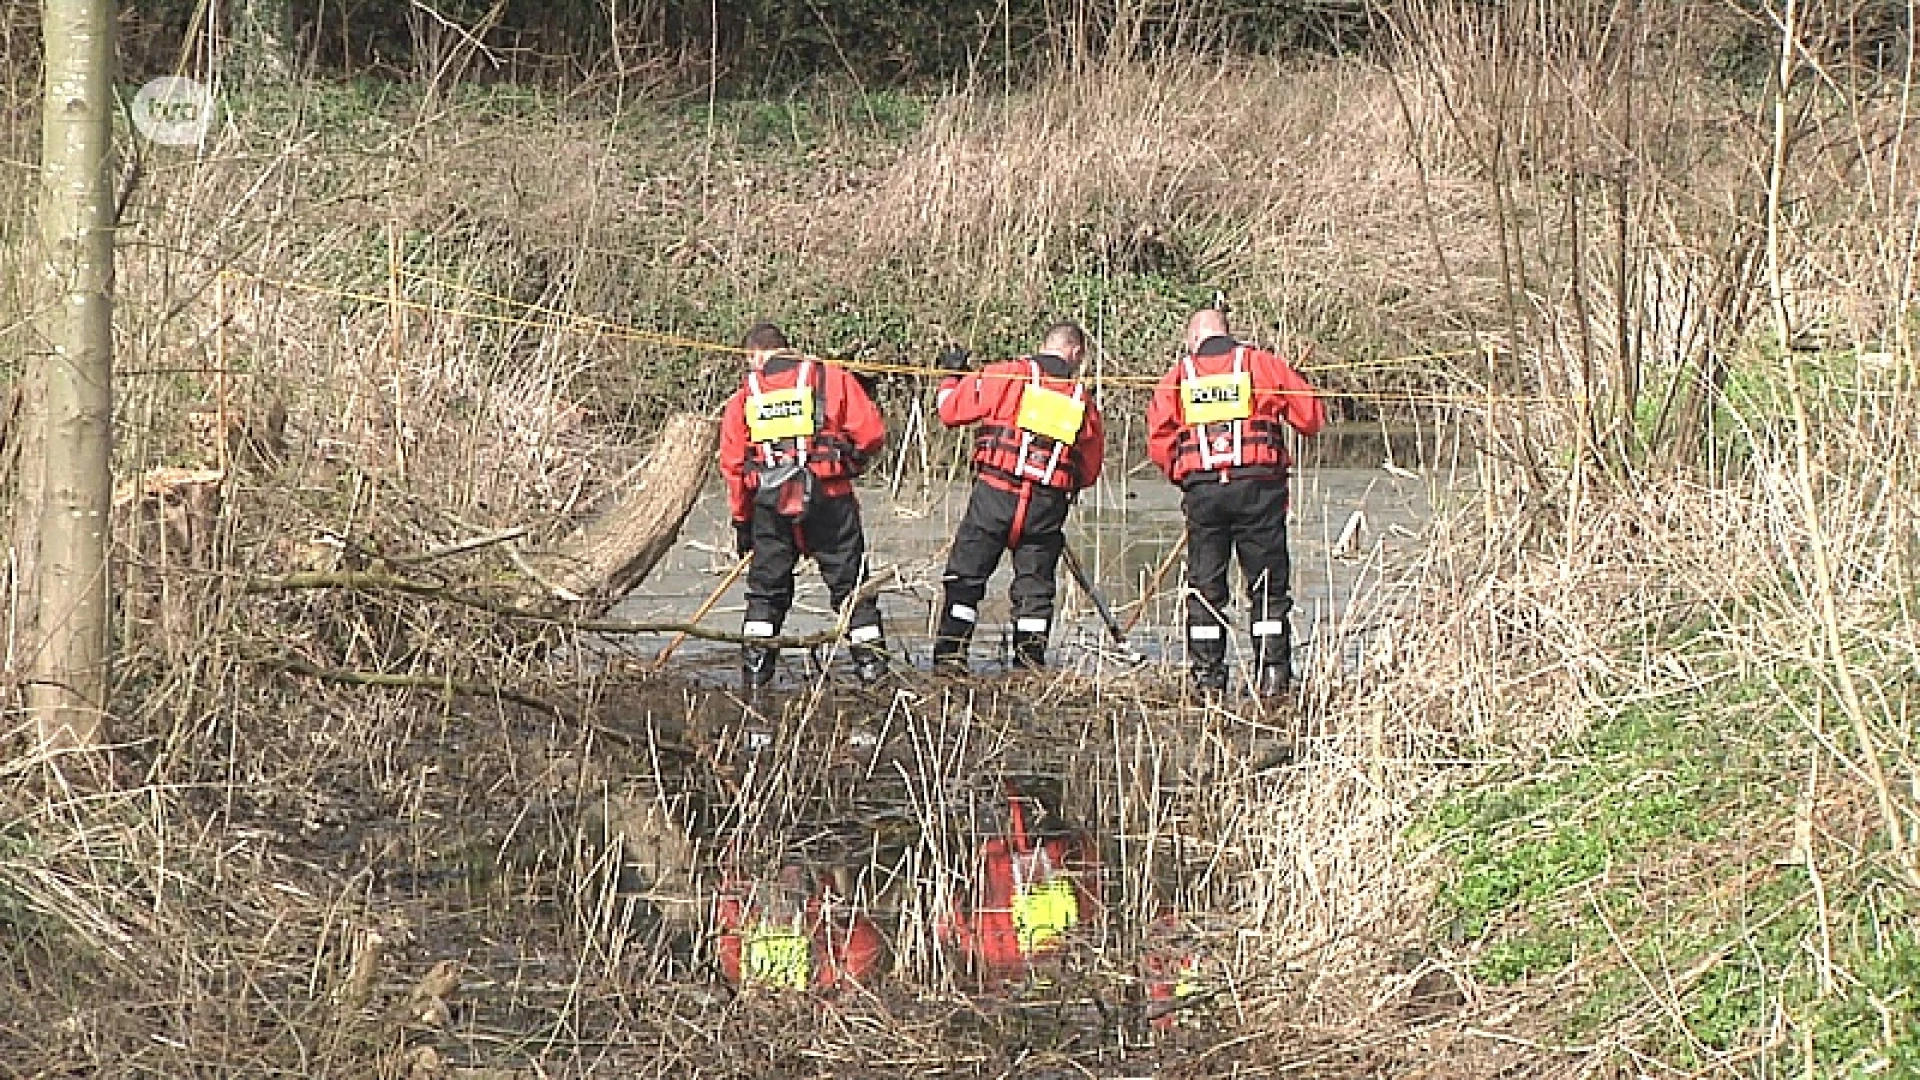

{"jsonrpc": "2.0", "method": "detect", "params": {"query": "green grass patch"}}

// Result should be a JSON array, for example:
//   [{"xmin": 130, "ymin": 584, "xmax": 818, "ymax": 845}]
[
  {"xmin": 687, "ymin": 86, "xmax": 927, "ymax": 156},
  {"xmin": 1424, "ymin": 707, "xmax": 1741, "ymax": 951},
  {"xmin": 1418, "ymin": 648, "xmax": 1919, "ymax": 1072}
]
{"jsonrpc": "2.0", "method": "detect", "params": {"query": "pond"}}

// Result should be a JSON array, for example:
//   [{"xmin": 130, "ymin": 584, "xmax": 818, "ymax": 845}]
[{"xmin": 602, "ymin": 423, "xmax": 1466, "ymax": 682}]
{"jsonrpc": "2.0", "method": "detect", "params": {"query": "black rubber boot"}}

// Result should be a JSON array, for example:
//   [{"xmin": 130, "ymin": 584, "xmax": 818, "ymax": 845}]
[
  {"xmin": 1011, "ymin": 630, "xmax": 1048, "ymax": 672},
  {"xmin": 1189, "ymin": 620, "xmax": 1229, "ymax": 695},
  {"xmin": 1254, "ymin": 624, "xmax": 1293, "ymax": 700},
  {"xmin": 932, "ymin": 588, "xmax": 982, "ymax": 675},
  {"xmin": 742, "ymin": 646, "xmax": 778, "ymax": 689}
]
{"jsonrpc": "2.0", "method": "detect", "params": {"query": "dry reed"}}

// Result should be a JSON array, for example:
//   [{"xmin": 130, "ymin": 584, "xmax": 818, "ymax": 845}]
[{"xmin": 4, "ymin": 3, "xmax": 1919, "ymax": 1075}]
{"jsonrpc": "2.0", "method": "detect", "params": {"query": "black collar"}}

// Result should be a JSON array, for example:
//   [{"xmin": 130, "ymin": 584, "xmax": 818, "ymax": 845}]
[
  {"xmin": 1194, "ymin": 335, "xmax": 1238, "ymax": 357},
  {"xmin": 1030, "ymin": 352, "xmax": 1074, "ymax": 379},
  {"xmin": 758, "ymin": 351, "xmax": 808, "ymax": 377}
]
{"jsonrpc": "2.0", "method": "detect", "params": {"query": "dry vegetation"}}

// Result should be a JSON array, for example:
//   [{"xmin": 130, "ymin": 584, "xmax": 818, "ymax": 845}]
[{"xmin": 3, "ymin": 0, "xmax": 1919, "ymax": 1075}]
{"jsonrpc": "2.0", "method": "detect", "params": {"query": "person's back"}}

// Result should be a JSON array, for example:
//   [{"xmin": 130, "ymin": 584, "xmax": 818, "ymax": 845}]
[
  {"xmin": 718, "ymin": 322, "xmax": 889, "ymax": 687},
  {"xmin": 1146, "ymin": 309, "xmax": 1322, "ymax": 697},
  {"xmin": 931, "ymin": 323, "xmax": 1104, "ymax": 673}
]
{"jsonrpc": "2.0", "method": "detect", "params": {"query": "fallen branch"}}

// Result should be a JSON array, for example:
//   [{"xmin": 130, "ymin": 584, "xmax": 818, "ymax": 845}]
[
  {"xmin": 242, "ymin": 563, "xmax": 910, "ymax": 650},
  {"xmin": 253, "ymin": 652, "xmax": 574, "ymax": 717},
  {"xmin": 390, "ymin": 525, "xmax": 530, "ymax": 566}
]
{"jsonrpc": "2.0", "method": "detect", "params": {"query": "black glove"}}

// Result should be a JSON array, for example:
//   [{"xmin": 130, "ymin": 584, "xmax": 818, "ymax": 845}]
[
  {"xmin": 936, "ymin": 345, "xmax": 971, "ymax": 373},
  {"xmin": 734, "ymin": 520, "xmax": 754, "ymax": 557}
]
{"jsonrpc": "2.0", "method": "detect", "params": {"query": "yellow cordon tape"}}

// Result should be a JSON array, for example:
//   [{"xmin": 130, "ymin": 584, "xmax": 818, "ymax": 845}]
[{"xmin": 202, "ymin": 267, "xmax": 1594, "ymax": 406}]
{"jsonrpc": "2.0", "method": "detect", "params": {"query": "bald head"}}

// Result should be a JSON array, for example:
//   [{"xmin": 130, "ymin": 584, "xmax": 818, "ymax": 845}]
[
  {"xmin": 1186, "ymin": 308, "xmax": 1230, "ymax": 353},
  {"xmin": 1040, "ymin": 322, "xmax": 1087, "ymax": 367}
]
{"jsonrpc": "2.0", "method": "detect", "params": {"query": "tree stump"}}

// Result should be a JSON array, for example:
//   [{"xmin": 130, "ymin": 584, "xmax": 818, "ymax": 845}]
[{"xmin": 117, "ymin": 466, "xmax": 226, "ymax": 652}]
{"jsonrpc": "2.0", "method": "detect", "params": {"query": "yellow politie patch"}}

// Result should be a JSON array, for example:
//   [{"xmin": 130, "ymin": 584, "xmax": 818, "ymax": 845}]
[
  {"xmin": 742, "ymin": 923, "xmax": 812, "ymax": 990},
  {"xmin": 745, "ymin": 387, "xmax": 815, "ymax": 443},
  {"xmin": 1011, "ymin": 877, "xmax": 1080, "ymax": 955},
  {"xmin": 1014, "ymin": 385, "xmax": 1086, "ymax": 445},
  {"xmin": 1180, "ymin": 372, "xmax": 1252, "ymax": 426}
]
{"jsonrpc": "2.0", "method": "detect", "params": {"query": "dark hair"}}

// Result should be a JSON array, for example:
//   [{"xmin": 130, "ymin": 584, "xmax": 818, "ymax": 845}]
[
  {"xmin": 741, "ymin": 322, "xmax": 789, "ymax": 351},
  {"xmin": 1041, "ymin": 321, "xmax": 1086, "ymax": 353}
]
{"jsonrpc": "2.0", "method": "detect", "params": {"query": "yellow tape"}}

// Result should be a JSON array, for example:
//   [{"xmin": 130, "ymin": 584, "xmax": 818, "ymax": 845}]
[{"xmin": 211, "ymin": 268, "xmax": 1598, "ymax": 406}]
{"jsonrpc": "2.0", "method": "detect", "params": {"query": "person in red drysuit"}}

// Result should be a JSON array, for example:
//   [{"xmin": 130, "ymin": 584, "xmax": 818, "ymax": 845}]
[
  {"xmin": 718, "ymin": 322, "xmax": 889, "ymax": 687},
  {"xmin": 931, "ymin": 322, "xmax": 1105, "ymax": 672},
  {"xmin": 1146, "ymin": 307, "xmax": 1324, "ymax": 697}
]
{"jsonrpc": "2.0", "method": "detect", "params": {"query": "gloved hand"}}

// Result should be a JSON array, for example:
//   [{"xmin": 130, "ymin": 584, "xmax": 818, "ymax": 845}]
[
  {"xmin": 734, "ymin": 520, "xmax": 754, "ymax": 557},
  {"xmin": 936, "ymin": 345, "xmax": 971, "ymax": 373}
]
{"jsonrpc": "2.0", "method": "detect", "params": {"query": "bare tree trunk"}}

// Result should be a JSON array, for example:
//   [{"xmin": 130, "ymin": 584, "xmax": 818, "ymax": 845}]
[
  {"xmin": 514, "ymin": 412, "xmax": 717, "ymax": 615},
  {"xmin": 25, "ymin": 0, "xmax": 116, "ymax": 751},
  {"xmin": 1766, "ymin": 0, "xmax": 1799, "ymax": 354},
  {"xmin": 233, "ymin": 0, "xmax": 294, "ymax": 83}
]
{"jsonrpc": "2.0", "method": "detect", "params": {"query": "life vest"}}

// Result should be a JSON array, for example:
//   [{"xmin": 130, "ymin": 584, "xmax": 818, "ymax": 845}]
[
  {"xmin": 1170, "ymin": 346, "xmax": 1287, "ymax": 480},
  {"xmin": 942, "ymin": 786, "xmax": 1101, "ymax": 980},
  {"xmin": 713, "ymin": 869, "xmax": 887, "ymax": 992},
  {"xmin": 742, "ymin": 356, "xmax": 854, "ymax": 485},
  {"xmin": 973, "ymin": 360, "xmax": 1088, "ymax": 491}
]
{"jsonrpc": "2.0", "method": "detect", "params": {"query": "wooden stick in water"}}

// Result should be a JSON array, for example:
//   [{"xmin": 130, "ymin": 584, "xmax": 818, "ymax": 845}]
[
  {"xmin": 652, "ymin": 553, "xmax": 752, "ymax": 670},
  {"xmin": 1122, "ymin": 532, "xmax": 1188, "ymax": 634}
]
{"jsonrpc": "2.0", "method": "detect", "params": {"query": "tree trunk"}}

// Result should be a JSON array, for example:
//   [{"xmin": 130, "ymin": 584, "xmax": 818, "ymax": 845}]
[
  {"xmin": 515, "ymin": 412, "xmax": 717, "ymax": 616},
  {"xmin": 25, "ymin": 0, "xmax": 116, "ymax": 751},
  {"xmin": 232, "ymin": 0, "xmax": 293, "ymax": 83}
]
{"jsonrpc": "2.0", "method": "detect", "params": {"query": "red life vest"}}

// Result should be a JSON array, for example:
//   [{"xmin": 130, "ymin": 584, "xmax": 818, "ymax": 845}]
[
  {"xmin": 714, "ymin": 870, "xmax": 887, "ymax": 992},
  {"xmin": 741, "ymin": 356, "xmax": 855, "ymax": 484},
  {"xmin": 972, "ymin": 360, "xmax": 1090, "ymax": 491},
  {"xmin": 941, "ymin": 787, "xmax": 1102, "ymax": 980},
  {"xmin": 1168, "ymin": 346, "xmax": 1288, "ymax": 481}
]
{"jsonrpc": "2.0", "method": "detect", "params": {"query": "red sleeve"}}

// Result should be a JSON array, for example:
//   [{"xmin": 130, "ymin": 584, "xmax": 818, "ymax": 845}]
[
  {"xmin": 936, "ymin": 365, "xmax": 999, "ymax": 428},
  {"xmin": 718, "ymin": 390, "xmax": 752, "ymax": 523},
  {"xmin": 1074, "ymin": 395, "xmax": 1104, "ymax": 489},
  {"xmin": 828, "ymin": 365, "xmax": 887, "ymax": 458},
  {"xmin": 1256, "ymin": 349, "xmax": 1325, "ymax": 437},
  {"xmin": 1144, "ymin": 364, "xmax": 1185, "ymax": 480}
]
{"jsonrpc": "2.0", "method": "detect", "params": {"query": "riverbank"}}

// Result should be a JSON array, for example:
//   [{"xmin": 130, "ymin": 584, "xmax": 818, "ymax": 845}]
[{"xmin": 5, "ymin": 9, "xmax": 1920, "ymax": 1074}]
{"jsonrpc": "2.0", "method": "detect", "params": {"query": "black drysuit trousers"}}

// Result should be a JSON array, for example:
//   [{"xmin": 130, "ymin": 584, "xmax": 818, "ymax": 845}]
[
  {"xmin": 742, "ymin": 490, "xmax": 884, "ymax": 651},
  {"xmin": 1181, "ymin": 477, "xmax": 1294, "ymax": 676},
  {"xmin": 934, "ymin": 478, "xmax": 1072, "ymax": 666}
]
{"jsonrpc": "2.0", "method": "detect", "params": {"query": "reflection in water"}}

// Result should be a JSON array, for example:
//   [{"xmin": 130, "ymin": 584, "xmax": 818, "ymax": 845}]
[{"xmin": 607, "ymin": 424, "xmax": 1466, "ymax": 681}]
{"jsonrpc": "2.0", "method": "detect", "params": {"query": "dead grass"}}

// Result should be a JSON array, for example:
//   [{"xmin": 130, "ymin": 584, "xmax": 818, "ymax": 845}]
[{"xmin": 4, "ymin": 4, "xmax": 1920, "ymax": 1075}]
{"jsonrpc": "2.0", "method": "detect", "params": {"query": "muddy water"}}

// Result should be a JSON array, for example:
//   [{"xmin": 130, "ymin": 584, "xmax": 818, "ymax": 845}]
[{"xmin": 605, "ymin": 425, "xmax": 1466, "ymax": 680}]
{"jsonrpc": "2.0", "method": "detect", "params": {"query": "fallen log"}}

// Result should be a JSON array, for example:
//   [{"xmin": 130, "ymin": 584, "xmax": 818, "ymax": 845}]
[{"xmin": 512, "ymin": 411, "xmax": 717, "ymax": 615}]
